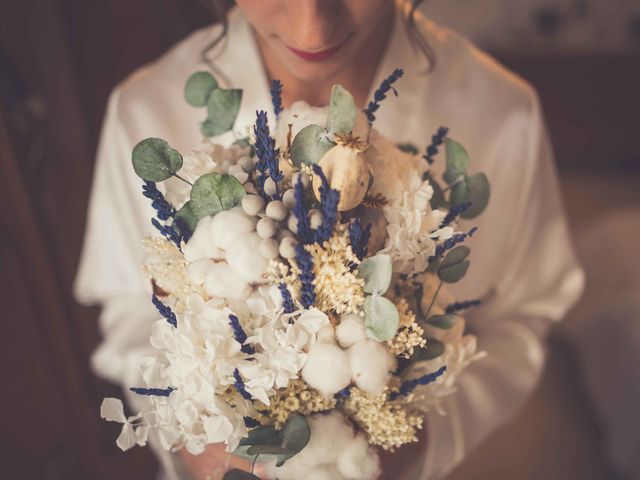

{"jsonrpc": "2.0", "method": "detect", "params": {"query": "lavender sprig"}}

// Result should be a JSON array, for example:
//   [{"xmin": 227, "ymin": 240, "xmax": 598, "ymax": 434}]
[
  {"xmin": 295, "ymin": 244, "xmax": 316, "ymax": 309},
  {"xmin": 291, "ymin": 176, "xmax": 314, "ymax": 244},
  {"xmin": 129, "ymin": 386, "xmax": 175, "ymax": 397},
  {"xmin": 142, "ymin": 181, "xmax": 175, "ymax": 220},
  {"xmin": 363, "ymin": 68, "xmax": 404, "ymax": 124},
  {"xmin": 278, "ymin": 283, "xmax": 296, "ymax": 314},
  {"xmin": 270, "ymin": 79, "xmax": 283, "ymax": 118},
  {"xmin": 234, "ymin": 369, "xmax": 252, "ymax": 400},
  {"xmin": 439, "ymin": 202, "xmax": 472, "ymax": 228},
  {"xmin": 253, "ymin": 110, "xmax": 283, "ymax": 200},
  {"xmin": 312, "ymin": 165, "xmax": 340, "ymax": 244},
  {"xmin": 348, "ymin": 218, "xmax": 372, "ymax": 261},
  {"xmin": 152, "ymin": 218, "xmax": 182, "ymax": 248},
  {"xmin": 423, "ymin": 126, "xmax": 449, "ymax": 165},
  {"xmin": 152, "ymin": 294, "xmax": 177, "ymax": 327},
  {"xmin": 229, "ymin": 314, "xmax": 255, "ymax": 354},
  {"xmin": 428, "ymin": 227, "xmax": 478, "ymax": 264},
  {"xmin": 244, "ymin": 416, "xmax": 260, "ymax": 428},
  {"xmin": 445, "ymin": 299, "xmax": 482, "ymax": 314},
  {"xmin": 390, "ymin": 366, "xmax": 447, "ymax": 400}
]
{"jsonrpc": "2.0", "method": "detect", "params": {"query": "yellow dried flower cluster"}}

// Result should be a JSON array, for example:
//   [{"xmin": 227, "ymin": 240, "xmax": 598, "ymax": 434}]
[
  {"xmin": 141, "ymin": 237, "xmax": 191, "ymax": 301},
  {"xmin": 256, "ymin": 380, "xmax": 336, "ymax": 428},
  {"xmin": 343, "ymin": 387, "xmax": 423, "ymax": 451},
  {"xmin": 304, "ymin": 224, "xmax": 365, "ymax": 315},
  {"xmin": 388, "ymin": 299, "xmax": 427, "ymax": 358}
]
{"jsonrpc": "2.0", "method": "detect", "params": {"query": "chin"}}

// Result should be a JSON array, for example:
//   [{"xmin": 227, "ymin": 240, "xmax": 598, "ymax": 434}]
[{"xmin": 282, "ymin": 57, "xmax": 350, "ymax": 84}]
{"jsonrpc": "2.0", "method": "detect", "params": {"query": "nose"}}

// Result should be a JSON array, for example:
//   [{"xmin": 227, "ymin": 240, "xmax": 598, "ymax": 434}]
[{"xmin": 287, "ymin": 0, "xmax": 341, "ymax": 51}]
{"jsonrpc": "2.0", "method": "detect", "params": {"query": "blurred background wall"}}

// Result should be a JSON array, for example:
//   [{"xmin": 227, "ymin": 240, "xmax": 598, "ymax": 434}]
[{"xmin": 0, "ymin": 0, "xmax": 638, "ymax": 479}]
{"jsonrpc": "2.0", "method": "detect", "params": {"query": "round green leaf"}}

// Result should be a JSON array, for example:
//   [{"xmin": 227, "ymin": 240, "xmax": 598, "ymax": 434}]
[
  {"xmin": 437, "ymin": 246, "xmax": 471, "ymax": 283},
  {"xmin": 327, "ymin": 84, "xmax": 356, "ymax": 135},
  {"xmin": 277, "ymin": 414, "xmax": 310, "ymax": 466},
  {"xmin": 461, "ymin": 172, "xmax": 490, "ymax": 219},
  {"xmin": 247, "ymin": 445, "xmax": 292, "ymax": 456},
  {"xmin": 423, "ymin": 172, "xmax": 447, "ymax": 210},
  {"xmin": 426, "ymin": 314, "xmax": 459, "ymax": 329},
  {"xmin": 412, "ymin": 337, "xmax": 445, "ymax": 361},
  {"xmin": 184, "ymin": 71, "xmax": 218, "ymax": 107},
  {"xmin": 190, "ymin": 173, "xmax": 245, "ymax": 220},
  {"xmin": 222, "ymin": 469, "xmax": 260, "ymax": 480},
  {"xmin": 205, "ymin": 88, "xmax": 243, "ymax": 137},
  {"xmin": 397, "ymin": 143, "xmax": 419, "ymax": 155},
  {"xmin": 358, "ymin": 254, "xmax": 393, "ymax": 295},
  {"xmin": 290, "ymin": 124, "xmax": 334, "ymax": 166},
  {"xmin": 364, "ymin": 295, "xmax": 400, "ymax": 341},
  {"xmin": 132, "ymin": 138, "xmax": 183, "ymax": 182},
  {"xmin": 174, "ymin": 201, "xmax": 198, "ymax": 236},
  {"xmin": 443, "ymin": 138, "xmax": 469, "ymax": 185},
  {"xmin": 450, "ymin": 176, "xmax": 470, "ymax": 208}
]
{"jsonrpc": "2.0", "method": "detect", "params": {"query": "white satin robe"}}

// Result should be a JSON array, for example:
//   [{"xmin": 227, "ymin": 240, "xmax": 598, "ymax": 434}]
[{"xmin": 74, "ymin": 5, "xmax": 584, "ymax": 479}]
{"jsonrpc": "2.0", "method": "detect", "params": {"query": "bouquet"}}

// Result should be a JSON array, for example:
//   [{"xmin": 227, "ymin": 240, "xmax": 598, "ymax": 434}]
[{"xmin": 100, "ymin": 68, "xmax": 490, "ymax": 480}]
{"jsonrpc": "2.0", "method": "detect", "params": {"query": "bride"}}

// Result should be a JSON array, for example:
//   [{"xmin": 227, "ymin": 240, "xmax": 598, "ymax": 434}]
[{"xmin": 75, "ymin": 0, "xmax": 584, "ymax": 478}]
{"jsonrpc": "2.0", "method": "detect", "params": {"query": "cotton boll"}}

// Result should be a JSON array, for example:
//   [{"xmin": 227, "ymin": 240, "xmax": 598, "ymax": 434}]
[
  {"xmin": 204, "ymin": 262, "xmax": 251, "ymax": 300},
  {"xmin": 242, "ymin": 194, "xmax": 264, "ymax": 216},
  {"xmin": 210, "ymin": 208, "xmax": 256, "ymax": 250},
  {"xmin": 226, "ymin": 233, "xmax": 269, "ymax": 283},
  {"xmin": 335, "ymin": 314, "xmax": 366, "ymax": 348},
  {"xmin": 336, "ymin": 431, "xmax": 381, "ymax": 480},
  {"xmin": 187, "ymin": 259, "xmax": 214, "ymax": 287},
  {"xmin": 302, "ymin": 343, "xmax": 351, "ymax": 396},
  {"xmin": 349, "ymin": 340, "xmax": 396, "ymax": 396},
  {"xmin": 184, "ymin": 217, "xmax": 224, "ymax": 262},
  {"xmin": 316, "ymin": 325, "xmax": 336, "ymax": 344}
]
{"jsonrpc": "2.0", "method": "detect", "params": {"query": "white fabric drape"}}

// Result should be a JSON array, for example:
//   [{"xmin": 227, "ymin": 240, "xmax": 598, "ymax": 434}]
[{"xmin": 74, "ymin": 5, "xmax": 584, "ymax": 479}]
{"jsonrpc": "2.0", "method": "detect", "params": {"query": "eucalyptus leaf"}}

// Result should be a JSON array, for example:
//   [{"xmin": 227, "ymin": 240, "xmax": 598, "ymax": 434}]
[
  {"xmin": 222, "ymin": 469, "xmax": 260, "ymax": 480},
  {"xmin": 205, "ymin": 88, "xmax": 243, "ymax": 136},
  {"xmin": 327, "ymin": 84, "xmax": 356, "ymax": 135},
  {"xmin": 423, "ymin": 172, "xmax": 447, "ymax": 210},
  {"xmin": 290, "ymin": 124, "xmax": 334, "ymax": 166},
  {"xmin": 184, "ymin": 71, "xmax": 218, "ymax": 107},
  {"xmin": 132, "ymin": 138, "xmax": 183, "ymax": 182},
  {"xmin": 437, "ymin": 246, "xmax": 471, "ymax": 283},
  {"xmin": 364, "ymin": 295, "xmax": 400, "ymax": 341},
  {"xmin": 174, "ymin": 201, "xmax": 198, "ymax": 236},
  {"xmin": 412, "ymin": 337, "xmax": 445, "ymax": 361},
  {"xmin": 246, "ymin": 445, "xmax": 292, "ymax": 456},
  {"xmin": 443, "ymin": 138, "xmax": 469, "ymax": 185},
  {"xmin": 358, "ymin": 254, "xmax": 393, "ymax": 295},
  {"xmin": 397, "ymin": 143, "xmax": 419, "ymax": 155},
  {"xmin": 277, "ymin": 414, "xmax": 310, "ymax": 466},
  {"xmin": 427, "ymin": 314, "xmax": 458, "ymax": 329},
  {"xmin": 190, "ymin": 173, "xmax": 245, "ymax": 220},
  {"xmin": 461, "ymin": 172, "xmax": 490, "ymax": 219}
]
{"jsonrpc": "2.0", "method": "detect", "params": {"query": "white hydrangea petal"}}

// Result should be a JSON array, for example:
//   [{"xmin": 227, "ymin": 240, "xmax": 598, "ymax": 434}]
[
  {"xmin": 134, "ymin": 424, "xmax": 150, "ymax": 447},
  {"xmin": 203, "ymin": 415, "xmax": 234, "ymax": 444},
  {"xmin": 100, "ymin": 398, "xmax": 126, "ymax": 423},
  {"xmin": 116, "ymin": 423, "xmax": 137, "ymax": 451}
]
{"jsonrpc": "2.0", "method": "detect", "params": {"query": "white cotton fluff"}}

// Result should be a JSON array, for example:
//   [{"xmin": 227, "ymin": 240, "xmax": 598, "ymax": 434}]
[
  {"xmin": 265, "ymin": 411, "xmax": 381, "ymax": 480},
  {"xmin": 315, "ymin": 325, "xmax": 337, "ymax": 344},
  {"xmin": 302, "ymin": 343, "xmax": 351, "ymax": 396},
  {"xmin": 225, "ymin": 233, "xmax": 268, "ymax": 283},
  {"xmin": 186, "ymin": 259, "xmax": 214, "ymax": 287},
  {"xmin": 209, "ymin": 208, "xmax": 256, "ymax": 250},
  {"xmin": 204, "ymin": 262, "xmax": 251, "ymax": 300},
  {"xmin": 183, "ymin": 217, "xmax": 223, "ymax": 262},
  {"xmin": 335, "ymin": 314, "xmax": 366, "ymax": 348},
  {"xmin": 349, "ymin": 340, "xmax": 396, "ymax": 396}
]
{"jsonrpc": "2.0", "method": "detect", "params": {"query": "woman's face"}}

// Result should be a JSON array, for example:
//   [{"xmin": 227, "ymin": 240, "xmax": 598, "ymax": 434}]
[{"xmin": 235, "ymin": 0, "xmax": 395, "ymax": 82}]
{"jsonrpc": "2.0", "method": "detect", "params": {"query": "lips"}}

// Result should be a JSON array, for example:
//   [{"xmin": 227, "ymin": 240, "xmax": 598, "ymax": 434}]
[{"xmin": 286, "ymin": 37, "xmax": 348, "ymax": 62}]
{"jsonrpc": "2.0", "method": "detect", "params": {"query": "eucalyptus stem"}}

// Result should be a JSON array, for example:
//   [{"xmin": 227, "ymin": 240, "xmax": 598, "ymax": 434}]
[
  {"xmin": 424, "ymin": 280, "xmax": 443, "ymax": 319},
  {"xmin": 172, "ymin": 172, "xmax": 192, "ymax": 186},
  {"xmin": 251, "ymin": 454, "xmax": 260, "ymax": 474}
]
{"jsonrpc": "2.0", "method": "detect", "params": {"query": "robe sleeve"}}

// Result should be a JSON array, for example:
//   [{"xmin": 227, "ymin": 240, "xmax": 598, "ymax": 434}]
[
  {"xmin": 421, "ymin": 92, "xmax": 585, "ymax": 478},
  {"xmin": 73, "ymin": 89, "xmax": 190, "ymax": 479}
]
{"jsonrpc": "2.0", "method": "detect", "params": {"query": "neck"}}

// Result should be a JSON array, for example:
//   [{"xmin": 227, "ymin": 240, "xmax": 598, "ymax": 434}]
[{"xmin": 253, "ymin": 7, "xmax": 394, "ymax": 109}]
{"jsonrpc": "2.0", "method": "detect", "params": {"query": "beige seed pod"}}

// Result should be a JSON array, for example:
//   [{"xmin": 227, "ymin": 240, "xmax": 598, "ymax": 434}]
[{"xmin": 312, "ymin": 134, "xmax": 371, "ymax": 211}]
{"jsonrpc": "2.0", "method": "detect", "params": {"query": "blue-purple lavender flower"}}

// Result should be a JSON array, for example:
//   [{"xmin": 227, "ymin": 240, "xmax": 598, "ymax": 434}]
[
  {"xmin": 312, "ymin": 164, "xmax": 340, "ymax": 244},
  {"xmin": 423, "ymin": 126, "xmax": 449, "ymax": 165},
  {"xmin": 152, "ymin": 294, "xmax": 177, "ymax": 327},
  {"xmin": 363, "ymin": 68, "xmax": 404, "ymax": 124}
]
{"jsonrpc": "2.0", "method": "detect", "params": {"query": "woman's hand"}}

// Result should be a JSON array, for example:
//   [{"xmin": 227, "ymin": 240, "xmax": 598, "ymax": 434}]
[{"xmin": 180, "ymin": 443, "xmax": 263, "ymax": 480}]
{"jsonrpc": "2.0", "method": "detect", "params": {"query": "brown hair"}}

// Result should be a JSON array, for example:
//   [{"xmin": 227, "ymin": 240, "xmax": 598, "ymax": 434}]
[{"xmin": 199, "ymin": 0, "xmax": 435, "ymax": 73}]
